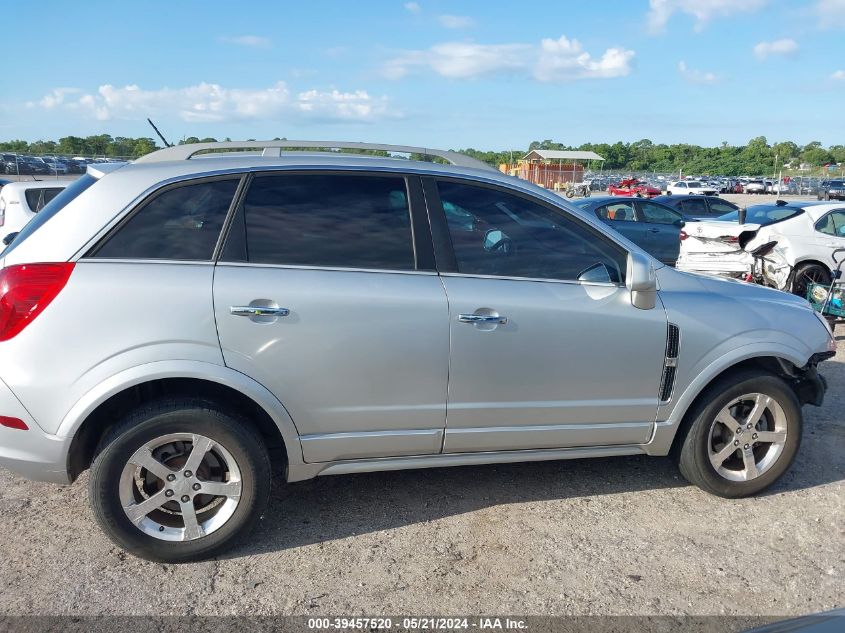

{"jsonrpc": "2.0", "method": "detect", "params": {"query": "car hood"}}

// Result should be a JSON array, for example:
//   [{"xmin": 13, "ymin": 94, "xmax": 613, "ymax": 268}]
[{"xmin": 658, "ymin": 265, "xmax": 810, "ymax": 311}]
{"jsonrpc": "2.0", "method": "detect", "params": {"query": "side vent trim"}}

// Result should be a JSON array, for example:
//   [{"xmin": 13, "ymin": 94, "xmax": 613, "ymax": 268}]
[{"xmin": 659, "ymin": 323, "xmax": 680, "ymax": 403}]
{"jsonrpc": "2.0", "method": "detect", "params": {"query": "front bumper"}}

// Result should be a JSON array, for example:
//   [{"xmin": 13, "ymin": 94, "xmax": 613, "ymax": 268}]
[
  {"xmin": 791, "ymin": 352, "xmax": 833, "ymax": 407},
  {"xmin": 0, "ymin": 378, "xmax": 70, "ymax": 484}
]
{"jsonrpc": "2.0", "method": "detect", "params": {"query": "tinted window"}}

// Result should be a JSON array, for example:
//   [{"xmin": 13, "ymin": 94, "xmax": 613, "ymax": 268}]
[
  {"xmin": 229, "ymin": 174, "xmax": 415, "ymax": 270},
  {"xmin": 639, "ymin": 201, "xmax": 681, "ymax": 224},
  {"xmin": 680, "ymin": 198, "xmax": 708, "ymax": 215},
  {"xmin": 437, "ymin": 180, "xmax": 626, "ymax": 283},
  {"xmin": 815, "ymin": 210, "xmax": 845, "ymax": 237},
  {"xmin": 707, "ymin": 199, "xmax": 739, "ymax": 216},
  {"xmin": 94, "ymin": 178, "xmax": 238, "ymax": 260},
  {"xmin": 595, "ymin": 201, "xmax": 636, "ymax": 222},
  {"xmin": 24, "ymin": 189, "xmax": 43, "ymax": 212},
  {"xmin": 716, "ymin": 205, "xmax": 804, "ymax": 225}
]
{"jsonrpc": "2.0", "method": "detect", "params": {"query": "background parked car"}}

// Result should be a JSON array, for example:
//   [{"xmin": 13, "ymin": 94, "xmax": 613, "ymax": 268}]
[
  {"xmin": 652, "ymin": 194, "xmax": 740, "ymax": 220},
  {"xmin": 744, "ymin": 180, "xmax": 767, "ymax": 194},
  {"xmin": 606, "ymin": 178, "xmax": 662, "ymax": 198},
  {"xmin": 0, "ymin": 180, "xmax": 70, "ymax": 238},
  {"xmin": 573, "ymin": 196, "xmax": 686, "ymax": 265},
  {"xmin": 677, "ymin": 201, "xmax": 845, "ymax": 296},
  {"xmin": 818, "ymin": 180, "xmax": 845, "ymax": 201},
  {"xmin": 666, "ymin": 180, "xmax": 719, "ymax": 196}
]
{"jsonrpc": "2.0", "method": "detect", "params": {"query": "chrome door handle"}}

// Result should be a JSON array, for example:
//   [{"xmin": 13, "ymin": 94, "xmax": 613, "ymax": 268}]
[
  {"xmin": 458, "ymin": 313, "xmax": 508, "ymax": 325},
  {"xmin": 230, "ymin": 306, "xmax": 290, "ymax": 317}
]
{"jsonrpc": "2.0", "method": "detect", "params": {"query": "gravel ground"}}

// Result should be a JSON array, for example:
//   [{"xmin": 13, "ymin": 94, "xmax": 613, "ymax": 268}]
[{"xmin": 0, "ymin": 339, "xmax": 842, "ymax": 617}]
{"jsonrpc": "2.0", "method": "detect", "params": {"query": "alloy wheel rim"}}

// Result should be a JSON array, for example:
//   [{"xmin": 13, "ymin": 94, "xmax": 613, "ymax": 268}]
[
  {"xmin": 707, "ymin": 393, "xmax": 788, "ymax": 482},
  {"xmin": 118, "ymin": 433, "xmax": 242, "ymax": 542}
]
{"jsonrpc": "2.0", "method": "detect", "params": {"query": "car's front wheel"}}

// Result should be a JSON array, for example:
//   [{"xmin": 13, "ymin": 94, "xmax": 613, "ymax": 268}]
[
  {"xmin": 89, "ymin": 398, "xmax": 271, "ymax": 562},
  {"xmin": 673, "ymin": 371, "xmax": 801, "ymax": 498}
]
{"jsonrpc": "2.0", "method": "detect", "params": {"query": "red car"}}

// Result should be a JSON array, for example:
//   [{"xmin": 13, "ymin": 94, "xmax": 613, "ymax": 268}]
[{"xmin": 607, "ymin": 178, "xmax": 662, "ymax": 198}]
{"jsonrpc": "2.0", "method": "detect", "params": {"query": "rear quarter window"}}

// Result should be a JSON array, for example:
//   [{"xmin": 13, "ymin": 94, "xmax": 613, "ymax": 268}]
[{"xmin": 91, "ymin": 177, "xmax": 240, "ymax": 261}]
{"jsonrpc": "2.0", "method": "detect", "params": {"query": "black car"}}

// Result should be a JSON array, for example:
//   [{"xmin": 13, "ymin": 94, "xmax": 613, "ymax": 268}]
[
  {"xmin": 572, "ymin": 196, "xmax": 686, "ymax": 266},
  {"xmin": 652, "ymin": 194, "xmax": 740, "ymax": 220},
  {"xmin": 818, "ymin": 180, "xmax": 845, "ymax": 201},
  {"xmin": 3, "ymin": 155, "xmax": 32, "ymax": 175}
]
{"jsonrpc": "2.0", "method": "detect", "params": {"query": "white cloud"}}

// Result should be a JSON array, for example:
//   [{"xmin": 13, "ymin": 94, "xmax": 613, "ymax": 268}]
[
  {"xmin": 753, "ymin": 38, "xmax": 798, "ymax": 60},
  {"xmin": 536, "ymin": 36, "xmax": 634, "ymax": 81},
  {"xmin": 438, "ymin": 14, "xmax": 475, "ymax": 29},
  {"xmin": 30, "ymin": 81, "xmax": 394, "ymax": 123},
  {"xmin": 832, "ymin": 69, "xmax": 845, "ymax": 80},
  {"xmin": 404, "ymin": 2, "xmax": 421, "ymax": 13},
  {"xmin": 815, "ymin": 0, "xmax": 845, "ymax": 28},
  {"xmin": 677, "ymin": 61, "xmax": 718, "ymax": 84},
  {"xmin": 383, "ymin": 35, "xmax": 634, "ymax": 82},
  {"xmin": 219, "ymin": 35, "xmax": 272, "ymax": 49},
  {"xmin": 647, "ymin": 0, "xmax": 767, "ymax": 34},
  {"xmin": 29, "ymin": 87, "xmax": 81, "ymax": 109}
]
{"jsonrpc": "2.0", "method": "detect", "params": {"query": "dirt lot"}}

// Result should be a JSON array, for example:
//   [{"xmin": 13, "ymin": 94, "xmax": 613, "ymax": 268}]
[{"xmin": 0, "ymin": 340, "xmax": 842, "ymax": 617}]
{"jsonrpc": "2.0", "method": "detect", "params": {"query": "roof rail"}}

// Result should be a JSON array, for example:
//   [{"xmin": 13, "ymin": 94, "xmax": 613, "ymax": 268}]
[{"xmin": 133, "ymin": 140, "xmax": 496, "ymax": 171}]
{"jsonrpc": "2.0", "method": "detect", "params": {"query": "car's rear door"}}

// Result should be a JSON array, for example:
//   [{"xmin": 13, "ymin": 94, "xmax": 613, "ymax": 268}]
[{"xmin": 213, "ymin": 171, "xmax": 449, "ymax": 463}]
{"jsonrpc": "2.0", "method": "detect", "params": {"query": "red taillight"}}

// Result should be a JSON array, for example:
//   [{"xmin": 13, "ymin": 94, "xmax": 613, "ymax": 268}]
[
  {"xmin": 0, "ymin": 263, "xmax": 74, "ymax": 341},
  {"xmin": 722, "ymin": 236, "xmax": 739, "ymax": 243},
  {"xmin": 0, "ymin": 415, "xmax": 27, "ymax": 430},
  {"xmin": 679, "ymin": 230, "xmax": 688, "ymax": 241}
]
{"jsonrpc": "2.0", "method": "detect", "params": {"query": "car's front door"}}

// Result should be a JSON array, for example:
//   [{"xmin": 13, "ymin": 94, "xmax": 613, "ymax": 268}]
[
  {"xmin": 426, "ymin": 178, "xmax": 668, "ymax": 453},
  {"xmin": 213, "ymin": 172, "xmax": 450, "ymax": 463},
  {"xmin": 594, "ymin": 200, "xmax": 649, "ymax": 250},
  {"xmin": 635, "ymin": 199, "xmax": 684, "ymax": 265}
]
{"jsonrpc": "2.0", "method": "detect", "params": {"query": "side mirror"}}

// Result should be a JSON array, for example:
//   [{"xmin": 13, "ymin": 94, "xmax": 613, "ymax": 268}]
[{"xmin": 626, "ymin": 251, "xmax": 657, "ymax": 310}]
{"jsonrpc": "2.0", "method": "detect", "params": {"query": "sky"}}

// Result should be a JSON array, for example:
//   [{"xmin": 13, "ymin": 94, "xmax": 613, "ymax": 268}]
[{"xmin": 2, "ymin": 0, "xmax": 844, "ymax": 150}]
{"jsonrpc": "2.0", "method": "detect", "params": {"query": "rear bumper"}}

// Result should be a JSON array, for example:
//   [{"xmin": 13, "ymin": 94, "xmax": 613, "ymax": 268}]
[{"xmin": 0, "ymin": 378, "xmax": 70, "ymax": 484}]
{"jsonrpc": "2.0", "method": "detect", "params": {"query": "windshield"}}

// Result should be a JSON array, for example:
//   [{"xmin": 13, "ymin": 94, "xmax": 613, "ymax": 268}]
[
  {"xmin": 1, "ymin": 174, "xmax": 97, "ymax": 257},
  {"xmin": 716, "ymin": 205, "xmax": 804, "ymax": 226}
]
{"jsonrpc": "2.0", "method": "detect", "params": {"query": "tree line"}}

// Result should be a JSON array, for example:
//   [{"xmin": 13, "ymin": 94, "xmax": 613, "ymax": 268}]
[
  {"xmin": 462, "ymin": 137, "xmax": 844, "ymax": 176},
  {"xmin": 0, "ymin": 134, "xmax": 842, "ymax": 175}
]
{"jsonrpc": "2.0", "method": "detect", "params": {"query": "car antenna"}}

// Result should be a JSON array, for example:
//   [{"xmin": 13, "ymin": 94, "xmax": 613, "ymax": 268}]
[
  {"xmin": 775, "ymin": 199, "xmax": 788, "ymax": 206},
  {"xmin": 147, "ymin": 118, "xmax": 173, "ymax": 148}
]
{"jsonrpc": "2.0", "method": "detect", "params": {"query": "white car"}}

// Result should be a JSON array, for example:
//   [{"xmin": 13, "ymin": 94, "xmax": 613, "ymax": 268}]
[
  {"xmin": 745, "ymin": 180, "xmax": 767, "ymax": 194},
  {"xmin": 667, "ymin": 180, "xmax": 719, "ymax": 196},
  {"xmin": 677, "ymin": 201, "xmax": 845, "ymax": 296},
  {"xmin": 0, "ymin": 180, "xmax": 71, "ymax": 238}
]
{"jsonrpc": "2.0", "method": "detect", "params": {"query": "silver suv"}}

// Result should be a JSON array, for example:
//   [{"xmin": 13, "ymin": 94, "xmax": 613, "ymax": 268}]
[{"xmin": 0, "ymin": 141, "xmax": 835, "ymax": 562}]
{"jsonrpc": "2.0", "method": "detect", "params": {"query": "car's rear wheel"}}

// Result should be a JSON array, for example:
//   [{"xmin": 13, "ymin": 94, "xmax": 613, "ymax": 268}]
[
  {"xmin": 89, "ymin": 398, "xmax": 271, "ymax": 562},
  {"xmin": 791, "ymin": 263, "xmax": 831, "ymax": 299},
  {"xmin": 673, "ymin": 371, "xmax": 801, "ymax": 498}
]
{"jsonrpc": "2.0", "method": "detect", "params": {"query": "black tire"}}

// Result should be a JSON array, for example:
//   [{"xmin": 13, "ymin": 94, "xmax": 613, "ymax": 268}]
[
  {"xmin": 89, "ymin": 398, "xmax": 271, "ymax": 562},
  {"xmin": 672, "ymin": 371, "xmax": 802, "ymax": 498},
  {"xmin": 791, "ymin": 263, "xmax": 831, "ymax": 299}
]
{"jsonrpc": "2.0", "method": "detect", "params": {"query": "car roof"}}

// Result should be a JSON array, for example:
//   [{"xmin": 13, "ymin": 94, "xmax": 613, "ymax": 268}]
[
  {"xmin": 796, "ymin": 202, "xmax": 845, "ymax": 221},
  {"xmin": 103, "ymin": 152, "xmax": 513, "ymax": 192},
  {"xmin": 573, "ymin": 195, "xmax": 677, "ymax": 210},
  {"xmin": 653, "ymin": 194, "xmax": 724, "ymax": 203}
]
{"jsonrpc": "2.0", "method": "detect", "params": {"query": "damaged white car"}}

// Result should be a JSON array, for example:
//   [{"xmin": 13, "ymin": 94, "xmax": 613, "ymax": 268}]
[{"xmin": 677, "ymin": 201, "xmax": 845, "ymax": 297}]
